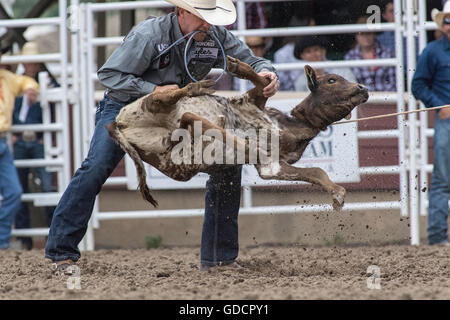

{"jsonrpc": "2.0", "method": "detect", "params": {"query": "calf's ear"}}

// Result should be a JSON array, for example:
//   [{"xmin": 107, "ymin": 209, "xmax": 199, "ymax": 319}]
[{"xmin": 304, "ymin": 65, "xmax": 318, "ymax": 92}]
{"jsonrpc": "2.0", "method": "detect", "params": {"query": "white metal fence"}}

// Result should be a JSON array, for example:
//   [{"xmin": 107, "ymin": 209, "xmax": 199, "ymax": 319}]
[
  {"xmin": 3, "ymin": 0, "xmax": 441, "ymax": 247},
  {"xmin": 1, "ymin": 0, "xmax": 70, "ymax": 238}
]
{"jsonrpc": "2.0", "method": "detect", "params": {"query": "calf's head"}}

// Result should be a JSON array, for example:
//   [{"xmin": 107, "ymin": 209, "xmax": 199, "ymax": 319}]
[{"xmin": 291, "ymin": 65, "xmax": 369, "ymax": 130}]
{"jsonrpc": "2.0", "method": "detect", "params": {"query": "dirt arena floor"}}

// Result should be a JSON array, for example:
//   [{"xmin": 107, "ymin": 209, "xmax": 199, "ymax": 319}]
[{"xmin": 1, "ymin": 244, "xmax": 450, "ymax": 300}]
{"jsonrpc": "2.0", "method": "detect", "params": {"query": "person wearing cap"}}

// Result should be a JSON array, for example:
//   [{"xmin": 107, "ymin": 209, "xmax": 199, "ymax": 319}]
[
  {"xmin": 273, "ymin": 17, "xmax": 316, "ymax": 91},
  {"xmin": 344, "ymin": 15, "xmax": 396, "ymax": 92},
  {"xmin": 45, "ymin": 0, "xmax": 279, "ymax": 273},
  {"xmin": 293, "ymin": 35, "xmax": 356, "ymax": 92},
  {"xmin": 0, "ymin": 40, "xmax": 39, "ymax": 250},
  {"xmin": 412, "ymin": 1, "xmax": 450, "ymax": 246},
  {"xmin": 12, "ymin": 42, "xmax": 56, "ymax": 250}
]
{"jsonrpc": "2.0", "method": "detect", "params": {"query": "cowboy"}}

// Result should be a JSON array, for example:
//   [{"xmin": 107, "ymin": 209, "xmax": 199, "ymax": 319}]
[
  {"xmin": 46, "ymin": 0, "xmax": 279, "ymax": 273},
  {"xmin": 412, "ymin": 1, "xmax": 450, "ymax": 246},
  {"xmin": 12, "ymin": 42, "xmax": 56, "ymax": 250},
  {"xmin": 0, "ymin": 39, "xmax": 39, "ymax": 250}
]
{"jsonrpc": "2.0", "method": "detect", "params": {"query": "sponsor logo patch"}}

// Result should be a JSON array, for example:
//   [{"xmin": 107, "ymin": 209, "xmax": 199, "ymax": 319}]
[
  {"xmin": 158, "ymin": 52, "xmax": 171, "ymax": 69},
  {"xmin": 193, "ymin": 46, "xmax": 218, "ymax": 59},
  {"xmin": 157, "ymin": 43, "xmax": 169, "ymax": 52},
  {"xmin": 156, "ymin": 43, "xmax": 171, "ymax": 69}
]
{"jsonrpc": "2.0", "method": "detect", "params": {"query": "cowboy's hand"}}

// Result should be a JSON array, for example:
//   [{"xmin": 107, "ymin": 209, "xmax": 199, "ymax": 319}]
[
  {"xmin": 153, "ymin": 84, "xmax": 179, "ymax": 94},
  {"xmin": 25, "ymin": 88, "xmax": 38, "ymax": 105},
  {"xmin": 438, "ymin": 106, "xmax": 450, "ymax": 119},
  {"xmin": 258, "ymin": 71, "xmax": 279, "ymax": 98}
]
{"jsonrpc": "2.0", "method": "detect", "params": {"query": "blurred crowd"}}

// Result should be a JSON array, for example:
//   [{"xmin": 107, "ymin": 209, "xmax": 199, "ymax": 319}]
[{"xmin": 217, "ymin": 0, "xmax": 446, "ymax": 92}]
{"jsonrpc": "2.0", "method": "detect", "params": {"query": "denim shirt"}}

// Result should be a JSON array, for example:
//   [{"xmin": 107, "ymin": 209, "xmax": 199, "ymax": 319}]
[{"xmin": 412, "ymin": 35, "xmax": 450, "ymax": 109}]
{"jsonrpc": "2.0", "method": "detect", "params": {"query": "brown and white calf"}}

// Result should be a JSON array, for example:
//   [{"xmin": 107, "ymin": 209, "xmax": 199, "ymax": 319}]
[{"xmin": 106, "ymin": 56, "xmax": 368, "ymax": 209}]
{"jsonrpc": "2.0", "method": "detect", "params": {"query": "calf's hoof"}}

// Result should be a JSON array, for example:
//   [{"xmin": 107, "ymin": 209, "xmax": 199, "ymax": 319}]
[
  {"xmin": 187, "ymin": 80, "xmax": 216, "ymax": 97},
  {"xmin": 332, "ymin": 188, "xmax": 346, "ymax": 211},
  {"xmin": 226, "ymin": 56, "xmax": 240, "ymax": 74}
]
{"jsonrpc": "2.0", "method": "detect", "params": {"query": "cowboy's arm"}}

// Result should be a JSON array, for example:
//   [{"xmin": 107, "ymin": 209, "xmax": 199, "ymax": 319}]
[
  {"xmin": 97, "ymin": 31, "xmax": 157, "ymax": 98},
  {"xmin": 412, "ymin": 47, "xmax": 446, "ymax": 108}
]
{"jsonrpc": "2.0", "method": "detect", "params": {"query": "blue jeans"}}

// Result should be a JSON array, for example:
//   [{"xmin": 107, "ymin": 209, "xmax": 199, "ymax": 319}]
[
  {"xmin": 0, "ymin": 138, "xmax": 23, "ymax": 249},
  {"xmin": 14, "ymin": 139, "xmax": 56, "ymax": 248},
  {"xmin": 45, "ymin": 96, "xmax": 242, "ymax": 264},
  {"xmin": 428, "ymin": 114, "xmax": 450, "ymax": 245},
  {"xmin": 45, "ymin": 97, "xmax": 125, "ymax": 261},
  {"xmin": 201, "ymin": 166, "xmax": 242, "ymax": 267}
]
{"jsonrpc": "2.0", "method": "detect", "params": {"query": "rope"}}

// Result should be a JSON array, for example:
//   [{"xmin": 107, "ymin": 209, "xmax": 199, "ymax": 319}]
[
  {"xmin": 152, "ymin": 30, "xmax": 227, "ymax": 84},
  {"xmin": 183, "ymin": 30, "xmax": 227, "ymax": 83},
  {"xmin": 332, "ymin": 104, "xmax": 450, "ymax": 125}
]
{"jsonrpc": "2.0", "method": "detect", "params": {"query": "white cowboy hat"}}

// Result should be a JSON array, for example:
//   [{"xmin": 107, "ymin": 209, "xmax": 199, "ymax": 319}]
[
  {"xmin": 165, "ymin": 0, "xmax": 236, "ymax": 26},
  {"xmin": 21, "ymin": 41, "xmax": 40, "ymax": 55},
  {"xmin": 431, "ymin": 0, "xmax": 450, "ymax": 29}
]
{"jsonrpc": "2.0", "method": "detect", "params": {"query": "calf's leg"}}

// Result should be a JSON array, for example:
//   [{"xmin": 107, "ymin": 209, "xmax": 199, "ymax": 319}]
[
  {"xmin": 142, "ymin": 80, "xmax": 216, "ymax": 113},
  {"xmin": 256, "ymin": 161, "xmax": 346, "ymax": 211},
  {"xmin": 226, "ymin": 56, "xmax": 270, "ymax": 110}
]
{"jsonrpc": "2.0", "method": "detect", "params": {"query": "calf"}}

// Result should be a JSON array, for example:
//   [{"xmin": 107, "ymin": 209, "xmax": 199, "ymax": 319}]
[{"xmin": 106, "ymin": 56, "xmax": 368, "ymax": 209}]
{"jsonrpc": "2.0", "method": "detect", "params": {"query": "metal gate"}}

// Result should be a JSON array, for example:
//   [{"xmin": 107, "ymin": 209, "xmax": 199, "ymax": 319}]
[
  {"xmin": 70, "ymin": 0, "xmax": 437, "ymax": 249},
  {"xmin": 1, "ymin": 0, "xmax": 71, "ymax": 239},
  {"xmin": 5, "ymin": 0, "xmax": 438, "ymax": 248}
]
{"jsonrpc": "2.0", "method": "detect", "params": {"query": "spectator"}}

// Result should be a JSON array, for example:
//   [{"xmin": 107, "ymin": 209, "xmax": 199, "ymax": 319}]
[
  {"xmin": 377, "ymin": 1, "xmax": 395, "ymax": 51},
  {"xmin": 0, "ymin": 39, "xmax": 39, "ymax": 250},
  {"xmin": 412, "ymin": 1, "xmax": 450, "ymax": 245},
  {"xmin": 227, "ymin": 2, "xmax": 267, "ymax": 30},
  {"xmin": 273, "ymin": 18, "xmax": 316, "ymax": 91},
  {"xmin": 233, "ymin": 36, "xmax": 267, "ymax": 91},
  {"xmin": 294, "ymin": 35, "xmax": 356, "ymax": 92},
  {"xmin": 345, "ymin": 15, "xmax": 396, "ymax": 91},
  {"xmin": 377, "ymin": 1, "xmax": 418, "ymax": 73},
  {"xmin": 12, "ymin": 42, "xmax": 56, "ymax": 250},
  {"xmin": 0, "ymin": 47, "xmax": 14, "ymax": 72}
]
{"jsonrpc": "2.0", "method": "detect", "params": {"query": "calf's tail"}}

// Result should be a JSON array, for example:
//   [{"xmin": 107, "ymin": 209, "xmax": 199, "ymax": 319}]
[{"xmin": 105, "ymin": 121, "xmax": 158, "ymax": 207}]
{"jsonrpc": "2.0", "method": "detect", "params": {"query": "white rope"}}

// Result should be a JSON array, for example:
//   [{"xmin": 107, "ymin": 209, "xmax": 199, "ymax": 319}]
[{"xmin": 332, "ymin": 104, "xmax": 450, "ymax": 125}]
